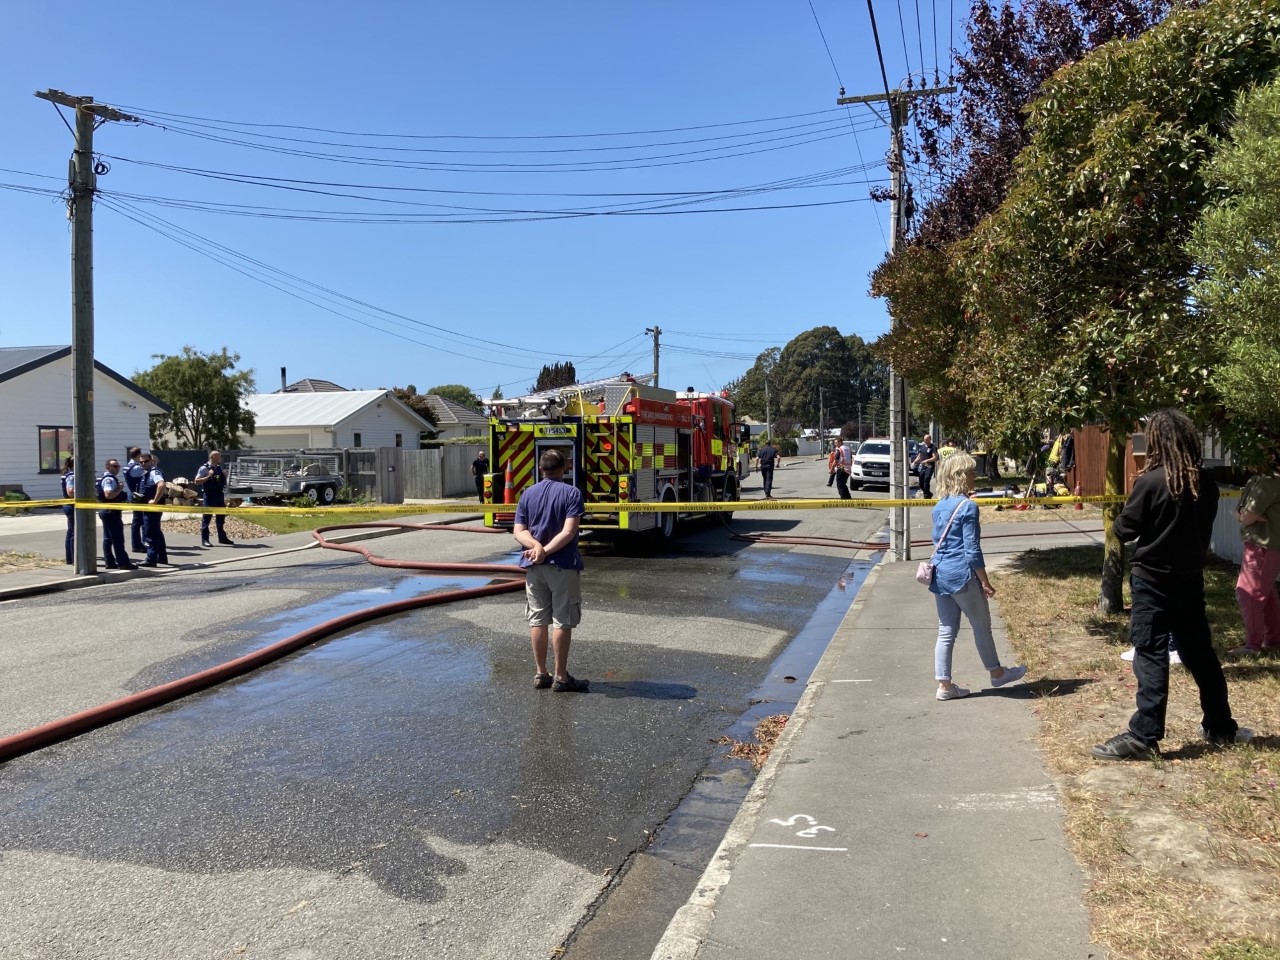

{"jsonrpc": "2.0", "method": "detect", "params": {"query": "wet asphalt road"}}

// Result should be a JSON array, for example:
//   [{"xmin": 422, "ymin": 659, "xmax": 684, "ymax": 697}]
[{"xmin": 1, "ymin": 464, "xmax": 888, "ymax": 960}]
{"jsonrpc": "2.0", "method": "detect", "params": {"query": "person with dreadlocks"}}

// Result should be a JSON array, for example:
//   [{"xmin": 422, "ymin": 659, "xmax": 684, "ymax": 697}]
[{"xmin": 1092, "ymin": 409, "xmax": 1250, "ymax": 760}]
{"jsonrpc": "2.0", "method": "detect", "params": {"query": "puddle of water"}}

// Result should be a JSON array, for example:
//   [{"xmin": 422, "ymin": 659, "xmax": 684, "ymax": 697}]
[
  {"xmin": 644, "ymin": 558, "xmax": 873, "ymax": 867},
  {"xmin": 252, "ymin": 574, "xmax": 484, "ymax": 643}
]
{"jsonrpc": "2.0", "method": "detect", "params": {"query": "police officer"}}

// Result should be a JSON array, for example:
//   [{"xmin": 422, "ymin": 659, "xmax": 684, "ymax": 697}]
[
  {"xmin": 96, "ymin": 458, "xmax": 136, "ymax": 570},
  {"xmin": 125, "ymin": 446, "xmax": 148, "ymax": 553},
  {"xmin": 138, "ymin": 452, "xmax": 169, "ymax": 567},
  {"xmin": 471, "ymin": 448, "xmax": 488, "ymax": 502},
  {"xmin": 194, "ymin": 450, "xmax": 234, "ymax": 547},
  {"xmin": 60, "ymin": 456, "xmax": 75, "ymax": 565}
]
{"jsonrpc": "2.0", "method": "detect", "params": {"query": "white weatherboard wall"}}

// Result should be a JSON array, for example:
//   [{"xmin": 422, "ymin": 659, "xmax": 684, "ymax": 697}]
[
  {"xmin": 0, "ymin": 356, "xmax": 164, "ymax": 500},
  {"xmin": 332, "ymin": 404, "xmax": 429, "ymax": 448}
]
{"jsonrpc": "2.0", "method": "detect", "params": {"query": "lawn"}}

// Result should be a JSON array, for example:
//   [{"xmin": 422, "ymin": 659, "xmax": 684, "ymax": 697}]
[{"xmin": 997, "ymin": 546, "xmax": 1280, "ymax": 959}]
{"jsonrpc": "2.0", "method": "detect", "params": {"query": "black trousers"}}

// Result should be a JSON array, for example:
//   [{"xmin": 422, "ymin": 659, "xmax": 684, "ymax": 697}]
[
  {"xmin": 132, "ymin": 509, "xmax": 147, "ymax": 551},
  {"xmin": 100, "ymin": 510, "xmax": 131, "ymax": 568},
  {"xmin": 759, "ymin": 465, "xmax": 774, "ymax": 496},
  {"xmin": 475, "ymin": 477, "xmax": 484, "ymax": 502},
  {"xmin": 1128, "ymin": 573, "xmax": 1237, "ymax": 745},
  {"xmin": 201, "ymin": 497, "xmax": 227, "ymax": 540},
  {"xmin": 834, "ymin": 469, "xmax": 851, "ymax": 499},
  {"xmin": 918, "ymin": 466, "xmax": 934, "ymax": 498},
  {"xmin": 144, "ymin": 512, "xmax": 168, "ymax": 564}
]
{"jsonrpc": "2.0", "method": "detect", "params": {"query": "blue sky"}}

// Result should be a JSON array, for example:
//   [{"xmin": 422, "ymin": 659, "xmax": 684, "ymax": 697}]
[{"xmin": 2, "ymin": 2, "xmax": 960, "ymax": 400}]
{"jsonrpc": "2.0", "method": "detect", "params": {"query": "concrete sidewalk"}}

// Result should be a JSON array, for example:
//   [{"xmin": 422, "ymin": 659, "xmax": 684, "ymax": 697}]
[{"xmin": 653, "ymin": 518, "xmax": 1107, "ymax": 960}]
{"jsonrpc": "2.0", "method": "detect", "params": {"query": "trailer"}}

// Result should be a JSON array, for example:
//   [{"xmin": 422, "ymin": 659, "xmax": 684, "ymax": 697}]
[
  {"xmin": 484, "ymin": 377, "xmax": 751, "ymax": 538},
  {"xmin": 226, "ymin": 453, "xmax": 342, "ymax": 505}
]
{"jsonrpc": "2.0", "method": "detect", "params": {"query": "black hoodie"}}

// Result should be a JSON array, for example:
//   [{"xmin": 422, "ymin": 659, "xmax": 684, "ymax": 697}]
[{"xmin": 1113, "ymin": 466, "xmax": 1218, "ymax": 582}]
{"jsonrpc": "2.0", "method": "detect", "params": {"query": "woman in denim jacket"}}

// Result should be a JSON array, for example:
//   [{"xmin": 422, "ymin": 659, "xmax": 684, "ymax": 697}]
[{"xmin": 929, "ymin": 453, "xmax": 1028, "ymax": 700}]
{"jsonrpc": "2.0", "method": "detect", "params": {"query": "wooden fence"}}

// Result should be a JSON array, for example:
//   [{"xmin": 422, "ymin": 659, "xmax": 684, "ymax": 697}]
[{"xmin": 400, "ymin": 446, "xmax": 478, "ymax": 500}]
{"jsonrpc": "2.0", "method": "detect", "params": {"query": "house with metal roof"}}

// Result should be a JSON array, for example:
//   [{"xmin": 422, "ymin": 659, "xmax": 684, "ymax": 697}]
[
  {"xmin": 0, "ymin": 345, "xmax": 170, "ymax": 499},
  {"xmin": 241, "ymin": 389, "xmax": 436, "ymax": 450}
]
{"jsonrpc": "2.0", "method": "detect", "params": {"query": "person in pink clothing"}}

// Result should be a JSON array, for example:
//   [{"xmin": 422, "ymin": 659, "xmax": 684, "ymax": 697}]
[{"xmin": 1235, "ymin": 458, "xmax": 1280, "ymax": 654}]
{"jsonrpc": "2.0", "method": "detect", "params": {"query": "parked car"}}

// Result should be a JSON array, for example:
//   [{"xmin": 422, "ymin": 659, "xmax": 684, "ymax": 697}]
[{"xmin": 849, "ymin": 438, "xmax": 892, "ymax": 488}]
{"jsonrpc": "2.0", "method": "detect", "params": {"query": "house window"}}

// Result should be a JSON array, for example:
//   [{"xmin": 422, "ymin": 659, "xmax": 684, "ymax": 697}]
[
  {"xmin": 395, "ymin": 433, "xmax": 403, "ymax": 448},
  {"xmin": 353, "ymin": 432, "xmax": 362, "ymax": 448},
  {"xmin": 465, "ymin": 426, "xmax": 483, "ymax": 437},
  {"xmin": 419, "ymin": 432, "xmax": 431, "ymax": 448},
  {"xmin": 38, "ymin": 426, "xmax": 73, "ymax": 473}
]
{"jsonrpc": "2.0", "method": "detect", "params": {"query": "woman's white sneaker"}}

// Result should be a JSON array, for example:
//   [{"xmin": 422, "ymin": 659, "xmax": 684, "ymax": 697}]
[
  {"xmin": 991, "ymin": 665, "xmax": 1027, "ymax": 688},
  {"xmin": 936, "ymin": 685, "xmax": 970, "ymax": 701}
]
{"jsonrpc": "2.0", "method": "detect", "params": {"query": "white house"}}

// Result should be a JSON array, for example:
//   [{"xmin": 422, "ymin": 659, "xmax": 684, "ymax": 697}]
[
  {"xmin": 0, "ymin": 345, "xmax": 169, "ymax": 499},
  {"xmin": 241, "ymin": 389, "xmax": 436, "ymax": 449},
  {"xmin": 422, "ymin": 395, "xmax": 488, "ymax": 442}
]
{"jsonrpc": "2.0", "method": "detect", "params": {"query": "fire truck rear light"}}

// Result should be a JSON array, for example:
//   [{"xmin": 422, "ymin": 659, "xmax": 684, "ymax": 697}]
[{"xmin": 602, "ymin": 441, "xmax": 613, "ymax": 452}]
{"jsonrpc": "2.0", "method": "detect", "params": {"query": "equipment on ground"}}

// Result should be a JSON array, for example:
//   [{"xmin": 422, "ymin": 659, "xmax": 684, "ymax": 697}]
[{"xmin": 483, "ymin": 376, "xmax": 752, "ymax": 538}]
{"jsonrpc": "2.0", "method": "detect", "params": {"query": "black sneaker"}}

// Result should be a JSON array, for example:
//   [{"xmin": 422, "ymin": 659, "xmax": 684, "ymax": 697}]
[
  {"xmin": 1199, "ymin": 724, "xmax": 1254, "ymax": 746},
  {"xmin": 552, "ymin": 674, "xmax": 589, "ymax": 693},
  {"xmin": 217, "ymin": 538, "xmax": 236, "ymax": 545},
  {"xmin": 1091, "ymin": 731, "xmax": 1160, "ymax": 761}
]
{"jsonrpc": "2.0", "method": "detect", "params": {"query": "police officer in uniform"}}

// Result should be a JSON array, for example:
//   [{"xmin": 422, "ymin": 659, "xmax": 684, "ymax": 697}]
[
  {"xmin": 139, "ymin": 452, "xmax": 169, "ymax": 567},
  {"xmin": 60, "ymin": 457, "xmax": 75, "ymax": 565},
  {"xmin": 194, "ymin": 450, "xmax": 234, "ymax": 547},
  {"xmin": 97, "ymin": 458, "xmax": 136, "ymax": 570},
  {"xmin": 471, "ymin": 449, "xmax": 488, "ymax": 502},
  {"xmin": 125, "ymin": 446, "xmax": 148, "ymax": 553}
]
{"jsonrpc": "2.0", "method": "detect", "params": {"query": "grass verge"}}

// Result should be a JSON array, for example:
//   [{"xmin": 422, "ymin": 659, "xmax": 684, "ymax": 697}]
[
  {"xmin": 0, "ymin": 550, "xmax": 61, "ymax": 573},
  {"xmin": 996, "ymin": 545, "xmax": 1280, "ymax": 958},
  {"xmin": 243, "ymin": 509, "xmax": 416, "ymax": 536}
]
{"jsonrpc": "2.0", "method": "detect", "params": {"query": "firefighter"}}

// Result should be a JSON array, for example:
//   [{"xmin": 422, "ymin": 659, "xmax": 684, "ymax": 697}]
[
  {"xmin": 194, "ymin": 450, "xmax": 234, "ymax": 547},
  {"xmin": 96, "ymin": 458, "xmax": 136, "ymax": 570}
]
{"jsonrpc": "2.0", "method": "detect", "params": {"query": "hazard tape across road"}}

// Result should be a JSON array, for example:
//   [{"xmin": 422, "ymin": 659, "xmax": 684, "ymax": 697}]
[{"xmin": 2, "ymin": 488, "xmax": 1241, "ymax": 517}]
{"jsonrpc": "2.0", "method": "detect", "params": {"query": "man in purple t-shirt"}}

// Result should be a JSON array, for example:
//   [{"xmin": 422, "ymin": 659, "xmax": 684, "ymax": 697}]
[{"xmin": 514, "ymin": 449, "xmax": 588, "ymax": 693}]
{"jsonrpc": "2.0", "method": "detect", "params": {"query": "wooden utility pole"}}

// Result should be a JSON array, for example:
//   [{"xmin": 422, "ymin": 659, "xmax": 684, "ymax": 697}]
[
  {"xmin": 645, "ymin": 325, "xmax": 662, "ymax": 387},
  {"xmin": 34, "ymin": 90, "xmax": 139, "ymax": 575},
  {"xmin": 838, "ymin": 84, "xmax": 953, "ymax": 561}
]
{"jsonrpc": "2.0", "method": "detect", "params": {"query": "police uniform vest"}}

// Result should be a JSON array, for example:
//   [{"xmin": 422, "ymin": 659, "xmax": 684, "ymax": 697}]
[
  {"xmin": 201, "ymin": 463, "xmax": 226, "ymax": 502},
  {"xmin": 141, "ymin": 467, "xmax": 162, "ymax": 501},
  {"xmin": 125, "ymin": 461, "xmax": 145, "ymax": 498},
  {"xmin": 61, "ymin": 471, "xmax": 74, "ymax": 498},
  {"xmin": 96, "ymin": 473, "xmax": 123, "ymax": 503}
]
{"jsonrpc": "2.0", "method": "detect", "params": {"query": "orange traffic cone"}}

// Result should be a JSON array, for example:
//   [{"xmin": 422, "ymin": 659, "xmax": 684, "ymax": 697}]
[
  {"xmin": 1074, "ymin": 482, "xmax": 1083, "ymax": 511},
  {"xmin": 504, "ymin": 460, "xmax": 515, "ymax": 504}
]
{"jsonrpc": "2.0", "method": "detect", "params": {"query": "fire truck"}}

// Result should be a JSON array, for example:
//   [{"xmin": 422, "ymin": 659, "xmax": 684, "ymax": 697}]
[{"xmin": 484, "ymin": 377, "xmax": 752, "ymax": 538}]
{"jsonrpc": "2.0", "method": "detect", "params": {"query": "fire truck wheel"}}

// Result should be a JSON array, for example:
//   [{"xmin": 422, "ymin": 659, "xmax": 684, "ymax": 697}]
[
  {"xmin": 722, "ymin": 476, "xmax": 738, "ymax": 520},
  {"xmin": 656, "ymin": 490, "xmax": 678, "ymax": 540}
]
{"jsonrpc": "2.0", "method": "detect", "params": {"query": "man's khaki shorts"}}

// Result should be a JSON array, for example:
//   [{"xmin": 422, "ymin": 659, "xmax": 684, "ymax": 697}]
[{"xmin": 524, "ymin": 564, "xmax": 582, "ymax": 629}]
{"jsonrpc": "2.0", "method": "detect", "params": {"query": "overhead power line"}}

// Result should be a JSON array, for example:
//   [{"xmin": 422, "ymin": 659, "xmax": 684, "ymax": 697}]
[{"xmin": 108, "ymin": 102, "xmax": 853, "ymax": 141}]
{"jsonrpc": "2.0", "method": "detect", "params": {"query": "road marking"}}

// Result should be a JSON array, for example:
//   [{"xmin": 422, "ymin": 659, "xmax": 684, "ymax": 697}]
[
  {"xmin": 829, "ymin": 678, "xmax": 875, "ymax": 683},
  {"xmin": 748, "ymin": 843, "xmax": 849, "ymax": 852}
]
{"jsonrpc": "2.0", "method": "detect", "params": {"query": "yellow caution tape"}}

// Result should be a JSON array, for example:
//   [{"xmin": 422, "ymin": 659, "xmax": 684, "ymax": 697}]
[{"xmin": 3, "ymin": 487, "xmax": 1241, "ymax": 517}]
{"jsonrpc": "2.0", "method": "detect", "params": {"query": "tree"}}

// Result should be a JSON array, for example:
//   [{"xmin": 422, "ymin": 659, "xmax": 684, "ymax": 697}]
[
  {"xmin": 530, "ymin": 362, "xmax": 576, "ymax": 393},
  {"xmin": 724, "ymin": 347, "xmax": 781, "ymax": 421},
  {"xmin": 133, "ymin": 347, "xmax": 256, "ymax": 450},
  {"xmin": 427, "ymin": 384, "xmax": 483, "ymax": 411},
  {"xmin": 390, "ymin": 384, "xmax": 438, "ymax": 423},
  {"xmin": 1187, "ymin": 77, "xmax": 1280, "ymax": 467},
  {"xmin": 954, "ymin": 0, "xmax": 1280, "ymax": 611},
  {"xmin": 490, "ymin": 384, "xmax": 504, "ymax": 401}
]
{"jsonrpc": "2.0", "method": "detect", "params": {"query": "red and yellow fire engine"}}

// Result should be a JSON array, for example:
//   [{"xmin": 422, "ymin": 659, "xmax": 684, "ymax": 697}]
[{"xmin": 483, "ymin": 377, "xmax": 752, "ymax": 537}]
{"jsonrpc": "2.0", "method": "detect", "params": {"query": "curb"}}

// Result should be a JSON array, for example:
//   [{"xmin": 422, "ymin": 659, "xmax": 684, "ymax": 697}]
[
  {"xmin": 649, "ymin": 559, "xmax": 887, "ymax": 960},
  {"xmin": 0, "ymin": 515, "xmax": 484, "ymax": 603}
]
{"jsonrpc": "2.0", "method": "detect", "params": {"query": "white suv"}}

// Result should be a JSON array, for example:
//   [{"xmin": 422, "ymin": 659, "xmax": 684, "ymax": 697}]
[{"xmin": 849, "ymin": 438, "xmax": 892, "ymax": 489}]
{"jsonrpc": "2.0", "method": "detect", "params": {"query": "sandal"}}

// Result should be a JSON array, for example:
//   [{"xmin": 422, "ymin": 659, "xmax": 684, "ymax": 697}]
[
  {"xmin": 552, "ymin": 674, "xmax": 589, "ymax": 693},
  {"xmin": 533, "ymin": 673, "xmax": 553, "ymax": 689}
]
